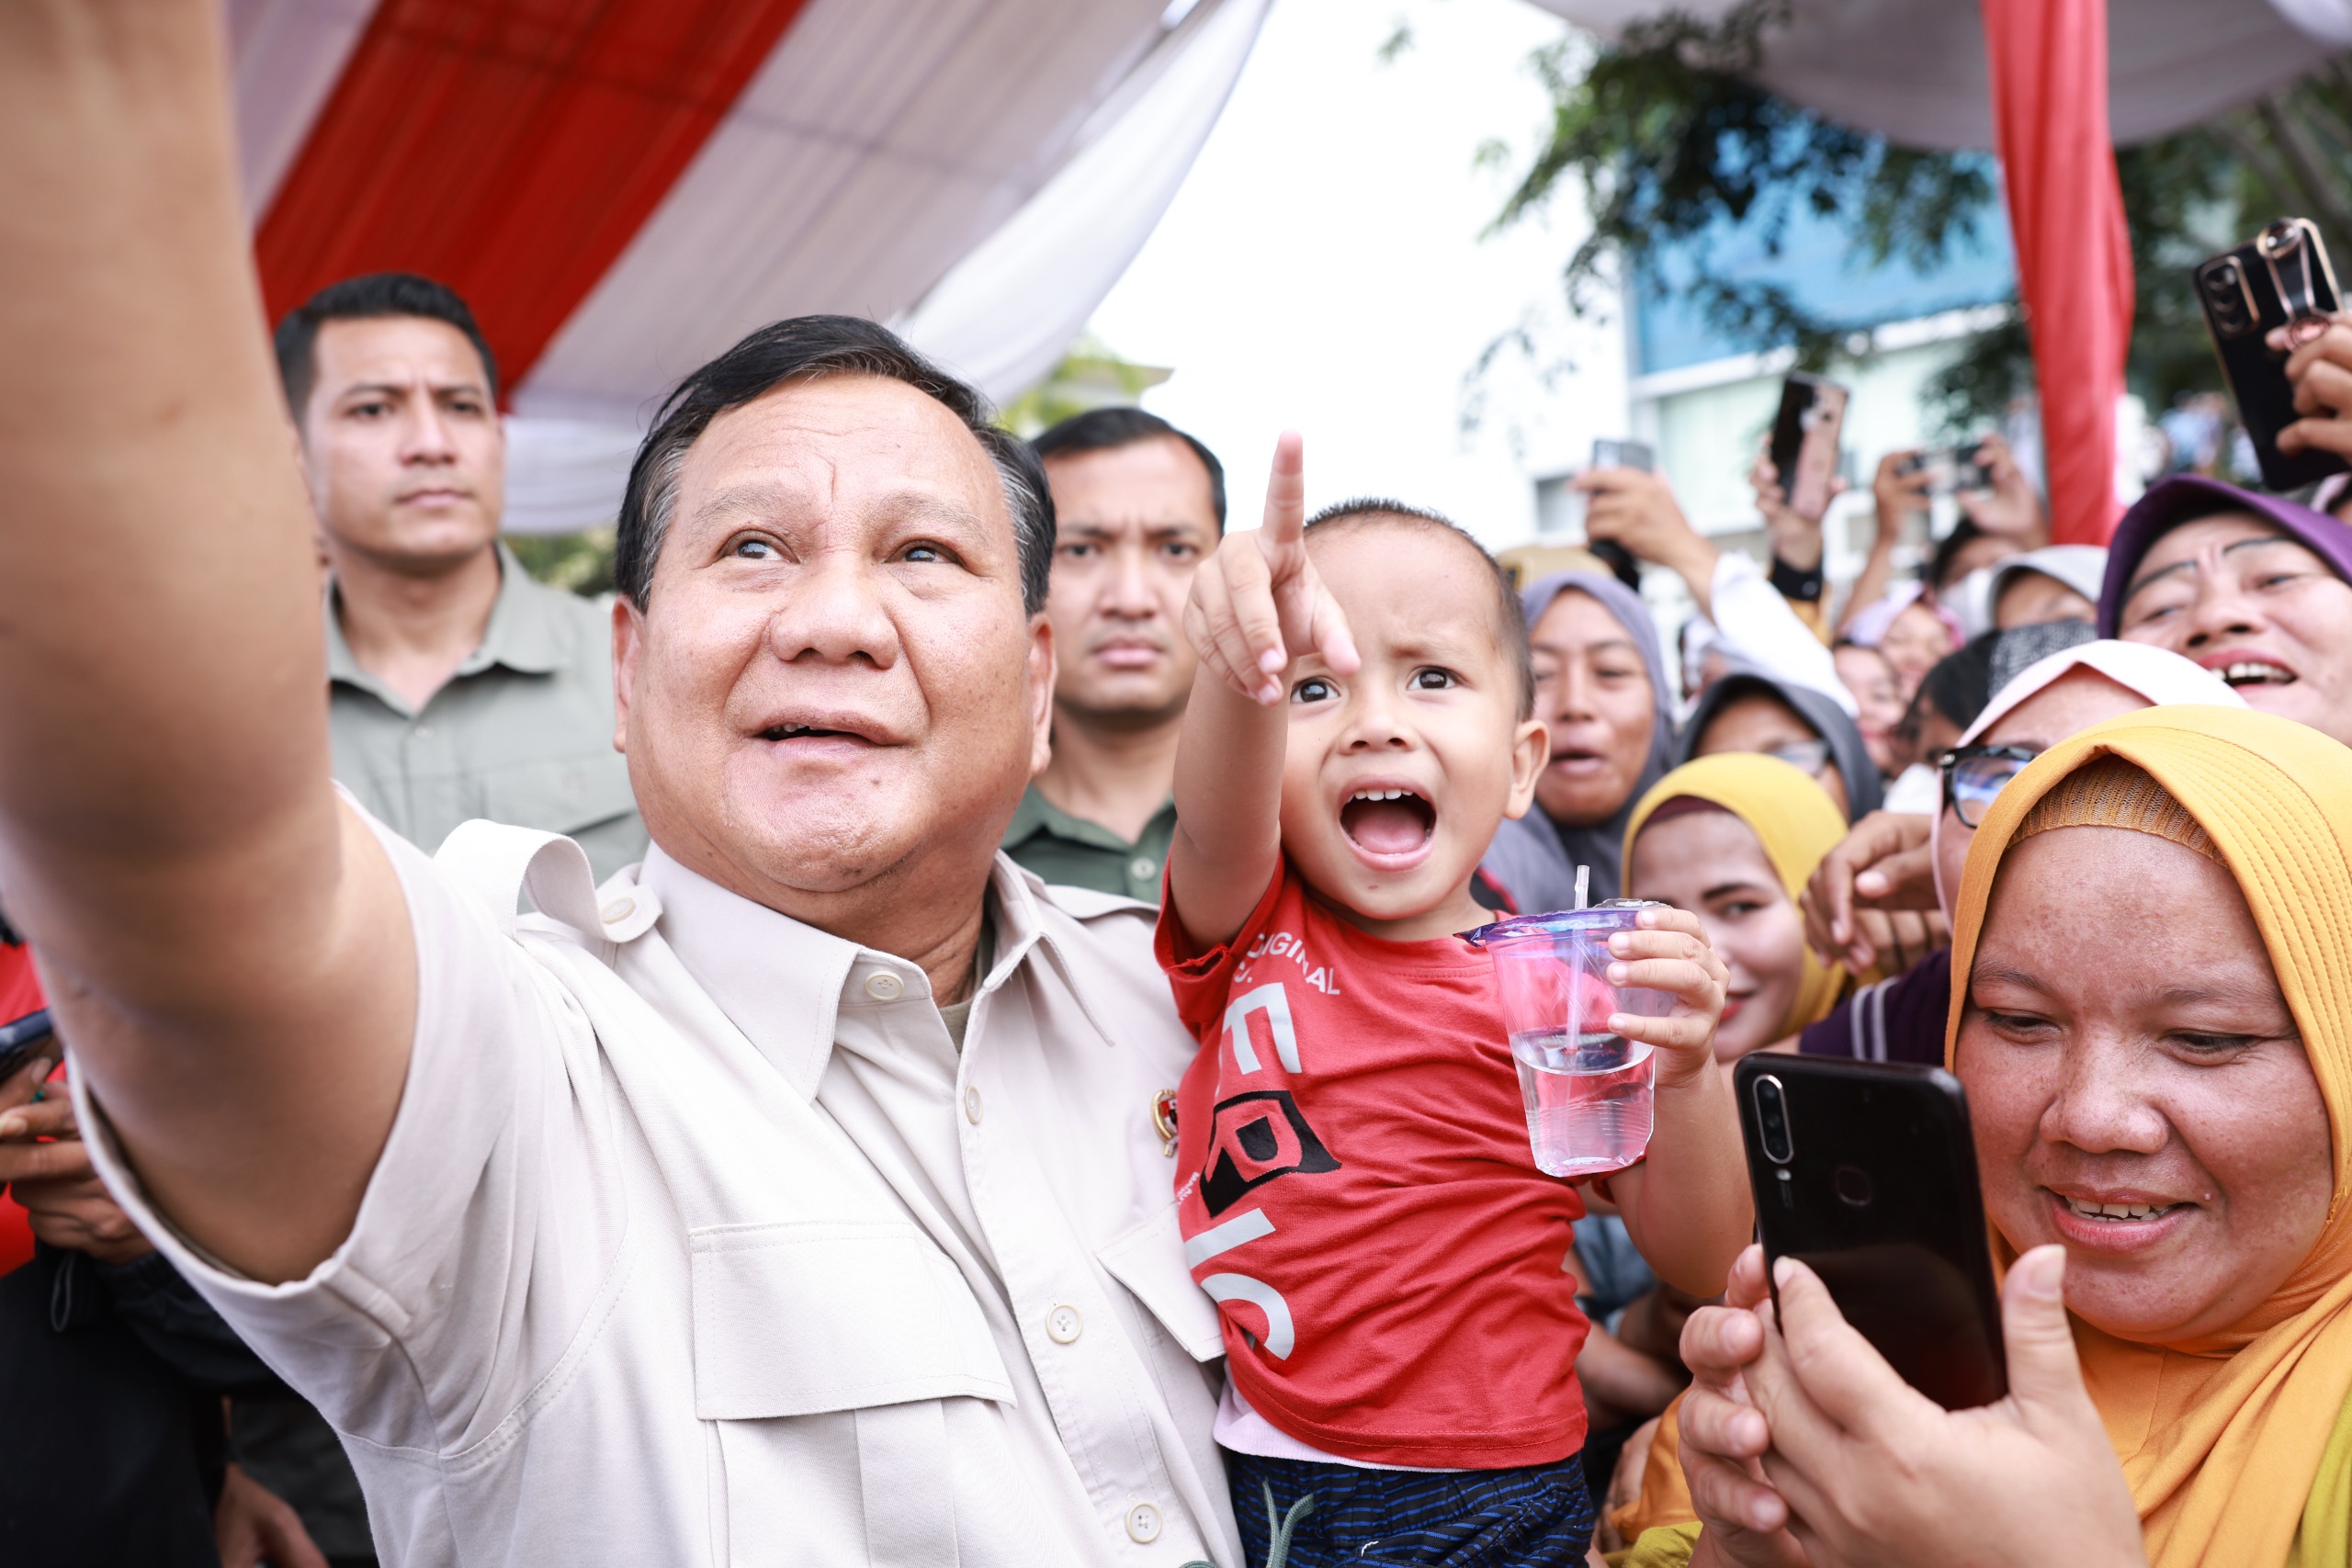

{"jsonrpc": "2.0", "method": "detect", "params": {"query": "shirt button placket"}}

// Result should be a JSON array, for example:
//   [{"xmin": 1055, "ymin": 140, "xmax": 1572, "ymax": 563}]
[{"xmin": 1045, "ymin": 1303, "xmax": 1082, "ymax": 1344}]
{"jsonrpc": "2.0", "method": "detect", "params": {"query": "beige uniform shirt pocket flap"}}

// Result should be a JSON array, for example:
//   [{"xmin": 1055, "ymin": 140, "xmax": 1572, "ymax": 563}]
[
  {"xmin": 1098, "ymin": 1200, "xmax": 1224, "ymax": 1363},
  {"xmin": 689, "ymin": 1221, "xmax": 1013, "ymax": 1419},
  {"xmin": 484, "ymin": 754, "xmax": 639, "ymax": 840}
]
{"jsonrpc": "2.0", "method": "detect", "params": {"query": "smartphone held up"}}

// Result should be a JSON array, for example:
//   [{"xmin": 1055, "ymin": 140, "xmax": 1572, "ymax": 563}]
[
  {"xmin": 1897, "ymin": 443, "xmax": 1993, "ymax": 497},
  {"xmin": 2195, "ymin": 216, "xmax": 2349, "ymax": 491},
  {"xmin": 1768, "ymin": 374, "xmax": 1849, "ymax": 522},
  {"xmin": 0, "ymin": 1007, "xmax": 57, "ymax": 1089},
  {"xmin": 1734, "ymin": 1055, "xmax": 2008, "ymax": 1411},
  {"xmin": 1590, "ymin": 437, "xmax": 1655, "ymax": 474}
]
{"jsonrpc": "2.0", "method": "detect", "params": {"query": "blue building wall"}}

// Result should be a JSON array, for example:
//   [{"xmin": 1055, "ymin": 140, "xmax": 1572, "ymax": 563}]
[{"xmin": 1631, "ymin": 171, "xmax": 2018, "ymax": 378}]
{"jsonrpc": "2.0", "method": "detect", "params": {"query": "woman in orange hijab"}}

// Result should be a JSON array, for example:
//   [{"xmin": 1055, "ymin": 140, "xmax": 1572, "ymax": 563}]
[{"xmin": 1664, "ymin": 705, "xmax": 2352, "ymax": 1568}]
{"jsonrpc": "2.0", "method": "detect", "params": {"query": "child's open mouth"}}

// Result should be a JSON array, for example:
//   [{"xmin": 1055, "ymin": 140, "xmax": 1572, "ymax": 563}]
[{"xmin": 1340, "ymin": 786, "xmax": 1437, "ymax": 864}]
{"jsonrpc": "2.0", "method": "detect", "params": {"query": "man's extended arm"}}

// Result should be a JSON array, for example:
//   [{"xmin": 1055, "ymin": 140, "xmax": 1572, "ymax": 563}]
[{"xmin": 0, "ymin": 1, "xmax": 413, "ymax": 1281}]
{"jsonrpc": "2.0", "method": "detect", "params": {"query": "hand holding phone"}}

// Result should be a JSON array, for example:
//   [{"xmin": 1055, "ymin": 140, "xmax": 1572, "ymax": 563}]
[
  {"xmin": 0, "ymin": 1008, "xmax": 57, "ymax": 1094},
  {"xmin": 1735, "ymin": 1055, "xmax": 2007, "ymax": 1410},
  {"xmin": 2273, "ymin": 315, "xmax": 2352, "ymax": 474},
  {"xmin": 1769, "ymin": 374, "xmax": 1850, "ymax": 523},
  {"xmin": 2196, "ymin": 218, "xmax": 2349, "ymax": 491}
]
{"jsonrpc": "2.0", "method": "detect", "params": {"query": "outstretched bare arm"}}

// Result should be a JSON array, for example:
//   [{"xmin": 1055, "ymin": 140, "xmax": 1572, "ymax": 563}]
[{"xmin": 0, "ymin": 1, "xmax": 413, "ymax": 1281}]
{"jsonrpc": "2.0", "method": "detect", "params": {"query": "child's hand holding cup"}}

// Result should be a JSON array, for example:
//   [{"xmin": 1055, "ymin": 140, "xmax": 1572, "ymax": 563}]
[
  {"xmin": 1471, "ymin": 902, "xmax": 1729, "ymax": 1178},
  {"xmin": 1602, "ymin": 904, "xmax": 1730, "ymax": 1090}
]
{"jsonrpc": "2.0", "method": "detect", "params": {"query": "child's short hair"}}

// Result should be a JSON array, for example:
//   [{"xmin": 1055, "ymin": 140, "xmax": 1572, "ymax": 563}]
[{"xmin": 1303, "ymin": 498, "xmax": 1535, "ymax": 720}]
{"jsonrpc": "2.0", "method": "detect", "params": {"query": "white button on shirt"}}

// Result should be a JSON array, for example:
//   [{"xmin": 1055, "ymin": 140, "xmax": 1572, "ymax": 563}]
[{"xmin": 80, "ymin": 816, "xmax": 1239, "ymax": 1568}]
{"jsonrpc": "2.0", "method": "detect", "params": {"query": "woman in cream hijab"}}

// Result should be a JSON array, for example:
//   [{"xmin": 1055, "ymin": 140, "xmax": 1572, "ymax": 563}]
[{"xmin": 1668, "ymin": 705, "xmax": 2352, "ymax": 1568}]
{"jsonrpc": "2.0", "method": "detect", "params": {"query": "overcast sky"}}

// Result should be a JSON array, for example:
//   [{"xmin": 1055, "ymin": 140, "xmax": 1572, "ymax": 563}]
[{"xmin": 1089, "ymin": 0, "xmax": 1630, "ymax": 548}]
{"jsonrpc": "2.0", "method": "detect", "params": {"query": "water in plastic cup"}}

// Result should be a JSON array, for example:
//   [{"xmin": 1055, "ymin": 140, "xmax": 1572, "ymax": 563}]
[
  {"xmin": 1511, "ymin": 1028, "xmax": 1655, "ymax": 1178},
  {"xmin": 1461, "ymin": 900, "xmax": 1675, "ymax": 1178}
]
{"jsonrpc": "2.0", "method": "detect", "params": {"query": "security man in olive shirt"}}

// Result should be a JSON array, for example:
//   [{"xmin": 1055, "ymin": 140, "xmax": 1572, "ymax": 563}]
[
  {"xmin": 280, "ymin": 274, "xmax": 648, "ymax": 883},
  {"xmin": 1002, "ymin": 408, "xmax": 1222, "ymax": 899}
]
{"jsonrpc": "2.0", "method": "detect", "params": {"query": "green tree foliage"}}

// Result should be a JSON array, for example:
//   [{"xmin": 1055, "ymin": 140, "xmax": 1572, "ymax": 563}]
[
  {"xmin": 998, "ymin": 334, "xmax": 1170, "ymax": 438},
  {"xmin": 508, "ymin": 525, "xmax": 617, "ymax": 598},
  {"xmin": 1487, "ymin": 1, "xmax": 2352, "ymax": 433}
]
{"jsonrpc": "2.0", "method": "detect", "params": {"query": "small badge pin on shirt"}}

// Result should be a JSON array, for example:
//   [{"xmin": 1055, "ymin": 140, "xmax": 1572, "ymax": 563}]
[{"xmin": 1151, "ymin": 1089, "xmax": 1179, "ymax": 1157}]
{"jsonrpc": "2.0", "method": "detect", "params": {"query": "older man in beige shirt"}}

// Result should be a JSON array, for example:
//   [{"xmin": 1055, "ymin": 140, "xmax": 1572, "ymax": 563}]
[{"xmin": 0, "ymin": 12, "xmax": 1236, "ymax": 1565}]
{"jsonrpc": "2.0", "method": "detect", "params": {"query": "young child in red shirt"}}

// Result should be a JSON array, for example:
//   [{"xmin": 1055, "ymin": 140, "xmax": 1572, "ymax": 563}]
[{"xmin": 1160, "ymin": 436, "xmax": 1753, "ymax": 1566}]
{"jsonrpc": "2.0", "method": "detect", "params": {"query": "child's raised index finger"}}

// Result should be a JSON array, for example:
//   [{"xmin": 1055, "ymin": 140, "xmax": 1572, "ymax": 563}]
[{"xmin": 1260, "ymin": 431, "xmax": 1306, "ymax": 547}]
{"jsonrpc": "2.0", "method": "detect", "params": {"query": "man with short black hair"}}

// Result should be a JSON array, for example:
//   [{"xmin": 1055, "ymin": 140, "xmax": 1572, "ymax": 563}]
[
  {"xmin": 0, "ymin": 18, "xmax": 1239, "ymax": 1558},
  {"xmin": 1004, "ymin": 407, "xmax": 1223, "ymax": 898},
  {"xmin": 280, "ymin": 271, "xmax": 646, "ymax": 880}
]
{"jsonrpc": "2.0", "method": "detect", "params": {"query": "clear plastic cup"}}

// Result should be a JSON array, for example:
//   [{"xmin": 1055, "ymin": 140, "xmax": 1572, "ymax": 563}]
[{"xmin": 1463, "ymin": 900, "xmax": 1675, "ymax": 1178}]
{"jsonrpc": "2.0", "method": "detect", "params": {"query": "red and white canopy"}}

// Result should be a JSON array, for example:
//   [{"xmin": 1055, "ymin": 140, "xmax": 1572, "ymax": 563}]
[{"xmin": 227, "ymin": 0, "xmax": 1268, "ymax": 530}]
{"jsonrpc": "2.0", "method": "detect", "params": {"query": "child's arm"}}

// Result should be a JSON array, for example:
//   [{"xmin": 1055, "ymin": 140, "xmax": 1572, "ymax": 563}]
[
  {"xmin": 1598, "ymin": 908, "xmax": 1756, "ymax": 1296},
  {"xmin": 1167, "ymin": 434, "xmax": 1358, "ymax": 950}
]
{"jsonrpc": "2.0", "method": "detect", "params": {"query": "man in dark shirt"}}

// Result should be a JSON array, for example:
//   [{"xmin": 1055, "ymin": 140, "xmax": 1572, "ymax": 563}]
[{"xmin": 1002, "ymin": 409, "xmax": 1223, "ymax": 899}]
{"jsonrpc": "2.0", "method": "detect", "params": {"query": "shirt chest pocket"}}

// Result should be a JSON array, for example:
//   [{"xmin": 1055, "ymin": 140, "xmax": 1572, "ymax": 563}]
[
  {"xmin": 688, "ymin": 1218, "xmax": 1012, "ymax": 1417},
  {"xmin": 689, "ymin": 1220, "xmax": 1015, "ymax": 1568},
  {"xmin": 483, "ymin": 753, "xmax": 639, "ymax": 840},
  {"xmin": 1098, "ymin": 1198, "xmax": 1225, "ymax": 1363}
]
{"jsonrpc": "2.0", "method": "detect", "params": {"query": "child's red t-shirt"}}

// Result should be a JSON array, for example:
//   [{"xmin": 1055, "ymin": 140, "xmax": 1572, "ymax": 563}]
[
  {"xmin": 1, "ymin": 942, "xmax": 43, "ymax": 1276},
  {"xmin": 1158, "ymin": 863, "xmax": 1591, "ymax": 1469}
]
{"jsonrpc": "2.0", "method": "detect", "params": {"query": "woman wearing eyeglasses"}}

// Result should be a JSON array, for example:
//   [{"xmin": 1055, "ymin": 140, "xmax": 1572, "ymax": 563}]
[
  {"xmin": 1797, "ymin": 642, "xmax": 2242, "ymax": 1069},
  {"xmin": 1679, "ymin": 670, "xmax": 1883, "ymax": 823},
  {"xmin": 1601, "ymin": 643, "xmax": 2248, "ymax": 1552}
]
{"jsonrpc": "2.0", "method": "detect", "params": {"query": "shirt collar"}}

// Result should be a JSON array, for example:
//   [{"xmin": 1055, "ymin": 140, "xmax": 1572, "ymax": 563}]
[
  {"xmin": 638, "ymin": 843, "xmax": 1055, "ymax": 1100},
  {"xmin": 1001, "ymin": 782, "xmax": 1172, "ymax": 854},
  {"xmin": 325, "ymin": 542, "xmax": 572, "ymax": 705}
]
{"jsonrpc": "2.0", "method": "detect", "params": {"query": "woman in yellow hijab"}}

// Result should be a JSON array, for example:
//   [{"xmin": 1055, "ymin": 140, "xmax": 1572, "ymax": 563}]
[
  {"xmin": 1654, "ymin": 704, "xmax": 2352, "ymax": 1568},
  {"xmin": 1622, "ymin": 754, "xmax": 1852, "ymax": 1058}
]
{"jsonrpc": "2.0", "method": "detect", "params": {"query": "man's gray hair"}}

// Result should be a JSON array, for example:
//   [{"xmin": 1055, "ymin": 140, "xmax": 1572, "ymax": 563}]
[{"xmin": 616, "ymin": 317, "xmax": 1053, "ymax": 614}]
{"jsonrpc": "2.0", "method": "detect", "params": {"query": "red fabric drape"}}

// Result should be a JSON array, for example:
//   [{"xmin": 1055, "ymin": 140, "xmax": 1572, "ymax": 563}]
[
  {"xmin": 257, "ymin": 0, "xmax": 813, "ymax": 396},
  {"xmin": 1983, "ymin": 0, "xmax": 2136, "ymax": 545}
]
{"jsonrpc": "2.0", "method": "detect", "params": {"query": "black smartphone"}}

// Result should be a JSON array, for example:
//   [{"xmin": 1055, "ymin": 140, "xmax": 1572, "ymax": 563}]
[
  {"xmin": 1580, "ymin": 439, "xmax": 1652, "ymax": 590},
  {"xmin": 1734, "ymin": 1054, "xmax": 2007, "ymax": 1410},
  {"xmin": 0, "ymin": 1008, "xmax": 57, "ymax": 1088},
  {"xmin": 2195, "ymin": 217, "xmax": 2348, "ymax": 492},
  {"xmin": 1768, "ymin": 374, "xmax": 1849, "ymax": 522}
]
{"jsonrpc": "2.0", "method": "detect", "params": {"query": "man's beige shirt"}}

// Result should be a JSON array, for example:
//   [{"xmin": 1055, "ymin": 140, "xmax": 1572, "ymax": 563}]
[
  {"xmin": 82, "ymin": 814, "xmax": 1239, "ymax": 1568},
  {"xmin": 327, "ymin": 544, "xmax": 648, "ymax": 880}
]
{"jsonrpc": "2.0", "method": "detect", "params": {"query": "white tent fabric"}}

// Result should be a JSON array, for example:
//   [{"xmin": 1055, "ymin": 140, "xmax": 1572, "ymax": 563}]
[
  {"xmin": 897, "ymin": 0, "xmax": 1272, "ymax": 403},
  {"xmin": 1525, "ymin": 0, "xmax": 2345, "ymax": 151},
  {"xmin": 222, "ymin": 0, "xmax": 1267, "ymax": 533},
  {"xmin": 226, "ymin": 0, "xmax": 376, "ymax": 220}
]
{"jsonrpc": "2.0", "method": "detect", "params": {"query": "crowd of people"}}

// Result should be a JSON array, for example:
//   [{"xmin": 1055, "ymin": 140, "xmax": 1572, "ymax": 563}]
[{"xmin": 7, "ymin": 14, "xmax": 2352, "ymax": 1568}]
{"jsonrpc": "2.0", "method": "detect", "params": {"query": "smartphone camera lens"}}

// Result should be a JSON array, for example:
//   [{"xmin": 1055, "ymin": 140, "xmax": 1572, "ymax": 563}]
[
  {"xmin": 1751, "ymin": 1075, "xmax": 1794, "ymax": 1165},
  {"xmin": 2201, "ymin": 260, "xmax": 2254, "ymax": 336}
]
